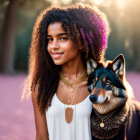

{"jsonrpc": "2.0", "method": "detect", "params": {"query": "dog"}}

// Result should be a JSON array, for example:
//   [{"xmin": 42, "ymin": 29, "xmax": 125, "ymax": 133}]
[{"xmin": 87, "ymin": 54, "xmax": 140, "ymax": 140}]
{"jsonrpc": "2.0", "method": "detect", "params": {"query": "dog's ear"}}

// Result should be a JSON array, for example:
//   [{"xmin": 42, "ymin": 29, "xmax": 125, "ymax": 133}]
[
  {"xmin": 111, "ymin": 54, "xmax": 125, "ymax": 76},
  {"xmin": 87, "ymin": 58, "xmax": 98, "ymax": 75}
]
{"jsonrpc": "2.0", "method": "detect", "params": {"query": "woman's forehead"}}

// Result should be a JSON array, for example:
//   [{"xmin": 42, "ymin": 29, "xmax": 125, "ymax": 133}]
[{"xmin": 47, "ymin": 22, "xmax": 67, "ymax": 36}]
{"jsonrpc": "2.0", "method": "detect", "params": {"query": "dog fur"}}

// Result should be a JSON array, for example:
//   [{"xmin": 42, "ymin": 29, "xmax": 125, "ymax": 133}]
[{"xmin": 87, "ymin": 54, "xmax": 140, "ymax": 140}]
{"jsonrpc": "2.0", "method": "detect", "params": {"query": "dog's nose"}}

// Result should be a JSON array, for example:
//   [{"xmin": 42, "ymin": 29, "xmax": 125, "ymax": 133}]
[{"xmin": 89, "ymin": 95, "xmax": 98, "ymax": 103}]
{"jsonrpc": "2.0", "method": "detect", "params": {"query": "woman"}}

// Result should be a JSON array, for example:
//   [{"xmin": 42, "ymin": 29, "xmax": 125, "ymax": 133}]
[{"xmin": 26, "ymin": 3, "xmax": 110, "ymax": 140}]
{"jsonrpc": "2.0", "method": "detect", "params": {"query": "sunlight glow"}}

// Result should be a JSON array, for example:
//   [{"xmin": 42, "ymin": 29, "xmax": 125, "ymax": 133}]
[
  {"xmin": 124, "ymin": 40, "xmax": 130, "ymax": 48},
  {"xmin": 4, "ymin": 0, "xmax": 9, "ymax": 6},
  {"xmin": 62, "ymin": 0, "xmax": 72, "ymax": 4},
  {"xmin": 58, "ymin": 0, "xmax": 72, "ymax": 5},
  {"xmin": 93, "ymin": 0, "xmax": 105, "ymax": 5},
  {"xmin": 92, "ymin": 0, "xmax": 131, "ymax": 9},
  {"xmin": 116, "ymin": 0, "xmax": 126, "ymax": 9}
]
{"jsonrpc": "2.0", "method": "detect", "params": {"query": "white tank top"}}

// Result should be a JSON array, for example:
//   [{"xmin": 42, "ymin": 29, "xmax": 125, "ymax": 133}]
[{"xmin": 46, "ymin": 93, "xmax": 92, "ymax": 140}]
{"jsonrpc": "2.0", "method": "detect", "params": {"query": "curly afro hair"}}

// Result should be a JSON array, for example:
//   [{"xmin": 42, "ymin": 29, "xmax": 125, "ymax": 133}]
[{"xmin": 23, "ymin": 3, "xmax": 110, "ymax": 113}]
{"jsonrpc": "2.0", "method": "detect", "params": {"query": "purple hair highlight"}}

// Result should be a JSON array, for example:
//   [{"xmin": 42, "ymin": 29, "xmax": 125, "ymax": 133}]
[
  {"xmin": 89, "ymin": 31, "xmax": 95, "ymax": 40},
  {"xmin": 86, "ymin": 33, "xmax": 93, "ymax": 45},
  {"xmin": 89, "ymin": 13, "xmax": 107, "ymax": 50},
  {"xmin": 98, "ymin": 19, "xmax": 107, "ymax": 49}
]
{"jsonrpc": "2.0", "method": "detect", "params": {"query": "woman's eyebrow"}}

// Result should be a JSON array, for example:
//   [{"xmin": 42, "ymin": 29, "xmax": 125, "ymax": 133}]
[
  {"xmin": 47, "ymin": 33, "xmax": 67, "ymax": 37},
  {"xmin": 57, "ymin": 33, "xmax": 67, "ymax": 37}
]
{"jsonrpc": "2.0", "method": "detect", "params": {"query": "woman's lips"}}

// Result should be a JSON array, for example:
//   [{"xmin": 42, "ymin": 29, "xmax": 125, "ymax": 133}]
[{"xmin": 51, "ymin": 53, "xmax": 64, "ymax": 59}]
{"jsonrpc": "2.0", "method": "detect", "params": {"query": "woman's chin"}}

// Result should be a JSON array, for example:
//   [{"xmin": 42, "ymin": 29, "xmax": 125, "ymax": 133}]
[{"xmin": 53, "ymin": 60, "xmax": 64, "ymax": 65}]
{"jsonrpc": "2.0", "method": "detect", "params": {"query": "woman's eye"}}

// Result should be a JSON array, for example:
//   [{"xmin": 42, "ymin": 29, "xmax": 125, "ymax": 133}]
[
  {"xmin": 47, "ymin": 38, "xmax": 53, "ymax": 42},
  {"xmin": 60, "ymin": 37, "xmax": 68, "ymax": 41}
]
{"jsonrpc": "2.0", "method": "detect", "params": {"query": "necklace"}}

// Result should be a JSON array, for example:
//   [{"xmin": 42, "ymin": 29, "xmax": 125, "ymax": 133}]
[
  {"xmin": 63, "ymin": 84, "xmax": 82, "ymax": 140},
  {"xmin": 60, "ymin": 79, "xmax": 88, "ymax": 140},
  {"xmin": 94, "ymin": 108, "xmax": 118, "ymax": 128},
  {"xmin": 60, "ymin": 72, "xmax": 87, "ymax": 92},
  {"xmin": 62, "ymin": 83, "xmax": 82, "ymax": 123}
]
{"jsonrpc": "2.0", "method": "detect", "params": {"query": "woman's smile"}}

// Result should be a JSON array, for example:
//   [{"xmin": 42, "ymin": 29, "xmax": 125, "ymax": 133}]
[{"xmin": 51, "ymin": 52, "xmax": 64, "ymax": 59}]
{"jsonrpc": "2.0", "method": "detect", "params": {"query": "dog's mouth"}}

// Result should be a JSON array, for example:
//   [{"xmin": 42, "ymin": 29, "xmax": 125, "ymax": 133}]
[{"xmin": 104, "ymin": 96, "xmax": 108, "ymax": 102}]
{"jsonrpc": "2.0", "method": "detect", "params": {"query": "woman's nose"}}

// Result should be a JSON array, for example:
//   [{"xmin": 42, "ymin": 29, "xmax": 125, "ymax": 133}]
[{"xmin": 51, "ymin": 40, "xmax": 59, "ymax": 49}]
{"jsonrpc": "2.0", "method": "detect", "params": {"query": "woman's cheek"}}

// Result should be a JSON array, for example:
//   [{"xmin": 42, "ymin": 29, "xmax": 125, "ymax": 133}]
[{"xmin": 47, "ymin": 45, "xmax": 51, "ymax": 55}]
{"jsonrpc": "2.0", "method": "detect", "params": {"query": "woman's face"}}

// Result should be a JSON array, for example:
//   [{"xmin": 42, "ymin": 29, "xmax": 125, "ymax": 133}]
[{"xmin": 47, "ymin": 22, "xmax": 82, "ymax": 65}]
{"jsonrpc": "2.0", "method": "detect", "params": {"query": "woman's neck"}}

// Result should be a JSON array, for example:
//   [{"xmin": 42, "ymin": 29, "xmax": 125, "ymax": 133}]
[{"xmin": 61, "ymin": 55, "xmax": 86, "ymax": 78}]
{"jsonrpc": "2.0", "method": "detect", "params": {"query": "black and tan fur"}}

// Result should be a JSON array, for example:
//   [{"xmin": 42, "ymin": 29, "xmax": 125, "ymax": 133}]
[{"xmin": 87, "ymin": 54, "xmax": 140, "ymax": 140}]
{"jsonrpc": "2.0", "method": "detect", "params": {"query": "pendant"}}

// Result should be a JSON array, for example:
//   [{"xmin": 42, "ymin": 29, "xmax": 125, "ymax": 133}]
[
  {"xmin": 100, "ymin": 122, "xmax": 105, "ymax": 128},
  {"xmin": 65, "ymin": 107, "xmax": 73, "ymax": 123},
  {"xmin": 70, "ymin": 86, "xmax": 74, "ymax": 92}
]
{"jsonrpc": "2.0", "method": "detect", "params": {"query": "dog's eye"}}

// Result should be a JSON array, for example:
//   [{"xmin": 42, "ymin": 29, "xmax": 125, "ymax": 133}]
[
  {"xmin": 106, "ymin": 80, "xmax": 111, "ymax": 85},
  {"xmin": 93, "ymin": 79, "xmax": 96, "ymax": 85}
]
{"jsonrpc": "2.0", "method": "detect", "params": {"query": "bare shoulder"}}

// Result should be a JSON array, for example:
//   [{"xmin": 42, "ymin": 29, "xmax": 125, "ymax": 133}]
[{"xmin": 31, "ymin": 84, "xmax": 49, "ymax": 140}]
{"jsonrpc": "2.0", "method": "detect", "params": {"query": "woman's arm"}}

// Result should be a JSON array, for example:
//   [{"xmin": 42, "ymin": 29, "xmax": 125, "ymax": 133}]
[{"xmin": 31, "ymin": 85, "xmax": 49, "ymax": 140}]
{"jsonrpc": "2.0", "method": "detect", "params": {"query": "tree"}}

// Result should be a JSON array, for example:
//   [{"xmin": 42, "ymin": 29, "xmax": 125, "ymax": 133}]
[{"xmin": 0, "ymin": 0, "xmax": 51, "ymax": 74}]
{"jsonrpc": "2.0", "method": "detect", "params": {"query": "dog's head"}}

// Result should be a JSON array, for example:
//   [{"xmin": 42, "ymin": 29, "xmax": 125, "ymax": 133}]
[{"xmin": 87, "ymin": 54, "xmax": 128, "ymax": 114}]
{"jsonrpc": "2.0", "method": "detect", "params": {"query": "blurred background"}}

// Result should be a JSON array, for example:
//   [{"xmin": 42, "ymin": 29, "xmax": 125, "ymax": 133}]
[{"xmin": 0, "ymin": 0, "xmax": 140, "ymax": 139}]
